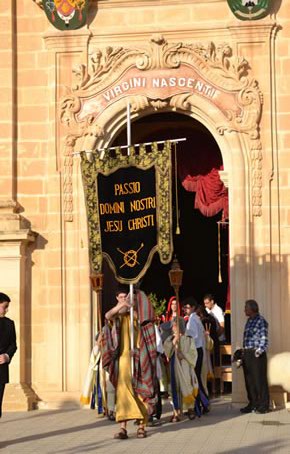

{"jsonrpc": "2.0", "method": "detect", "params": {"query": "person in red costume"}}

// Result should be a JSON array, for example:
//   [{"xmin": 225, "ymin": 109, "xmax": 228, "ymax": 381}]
[{"xmin": 165, "ymin": 297, "xmax": 181, "ymax": 322}]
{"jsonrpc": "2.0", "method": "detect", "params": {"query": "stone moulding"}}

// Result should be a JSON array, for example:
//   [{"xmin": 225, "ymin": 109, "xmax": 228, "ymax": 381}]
[{"xmin": 59, "ymin": 34, "xmax": 263, "ymax": 221}]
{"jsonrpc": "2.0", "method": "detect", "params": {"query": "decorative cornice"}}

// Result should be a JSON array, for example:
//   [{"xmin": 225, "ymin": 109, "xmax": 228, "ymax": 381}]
[
  {"xmin": 43, "ymin": 28, "xmax": 92, "ymax": 50},
  {"xmin": 0, "ymin": 229, "xmax": 37, "ymax": 243},
  {"xmin": 227, "ymin": 20, "xmax": 278, "ymax": 40},
  {"xmin": 0, "ymin": 199, "xmax": 19, "ymax": 213},
  {"xmin": 69, "ymin": 35, "xmax": 253, "ymax": 97},
  {"xmin": 98, "ymin": 0, "xmax": 223, "ymax": 7}
]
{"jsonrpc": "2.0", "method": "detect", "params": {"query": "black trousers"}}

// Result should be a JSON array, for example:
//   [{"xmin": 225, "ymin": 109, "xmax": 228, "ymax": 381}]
[
  {"xmin": 242, "ymin": 349, "xmax": 269, "ymax": 411},
  {"xmin": 155, "ymin": 381, "xmax": 162, "ymax": 419},
  {"xmin": 0, "ymin": 384, "xmax": 5, "ymax": 418},
  {"xmin": 195, "ymin": 347, "xmax": 208, "ymax": 398}
]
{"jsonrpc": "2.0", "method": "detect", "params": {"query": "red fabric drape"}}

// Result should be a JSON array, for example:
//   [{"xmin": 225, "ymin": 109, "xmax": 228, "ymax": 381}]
[
  {"xmin": 178, "ymin": 147, "xmax": 229, "ymax": 221},
  {"xmin": 178, "ymin": 145, "xmax": 230, "ymax": 309}
]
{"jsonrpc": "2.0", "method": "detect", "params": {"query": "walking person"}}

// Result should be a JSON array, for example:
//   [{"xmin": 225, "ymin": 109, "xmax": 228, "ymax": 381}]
[
  {"xmin": 0, "ymin": 292, "xmax": 17, "ymax": 418},
  {"xmin": 102, "ymin": 288, "xmax": 157, "ymax": 439},
  {"xmin": 240, "ymin": 299, "xmax": 270, "ymax": 414},
  {"xmin": 183, "ymin": 297, "xmax": 210, "ymax": 414},
  {"xmin": 163, "ymin": 320, "xmax": 198, "ymax": 422}
]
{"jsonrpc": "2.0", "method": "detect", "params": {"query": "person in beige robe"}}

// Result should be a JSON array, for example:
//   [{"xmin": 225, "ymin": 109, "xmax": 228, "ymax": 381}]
[{"xmin": 163, "ymin": 321, "xmax": 198, "ymax": 421}]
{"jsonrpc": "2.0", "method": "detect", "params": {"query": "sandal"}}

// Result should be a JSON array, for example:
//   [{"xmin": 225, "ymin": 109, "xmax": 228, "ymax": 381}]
[
  {"xmin": 108, "ymin": 411, "xmax": 115, "ymax": 421},
  {"xmin": 113, "ymin": 428, "xmax": 128, "ymax": 440},
  {"xmin": 188, "ymin": 409, "xmax": 196, "ymax": 420},
  {"xmin": 137, "ymin": 427, "xmax": 147, "ymax": 438},
  {"xmin": 169, "ymin": 415, "xmax": 181, "ymax": 423}
]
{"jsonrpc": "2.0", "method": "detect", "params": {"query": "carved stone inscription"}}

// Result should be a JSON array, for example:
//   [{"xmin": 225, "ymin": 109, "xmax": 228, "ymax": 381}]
[{"xmin": 77, "ymin": 65, "xmax": 241, "ymax": 122}]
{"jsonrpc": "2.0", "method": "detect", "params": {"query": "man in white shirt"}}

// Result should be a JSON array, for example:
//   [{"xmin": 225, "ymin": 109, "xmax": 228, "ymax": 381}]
[
  {"xmin": 203, "ymin": 293, "xmax": 225, "ymax": 341},
  {"xmin": 183, "ymin": 297, "xmax": 209, "ymax": 410}
]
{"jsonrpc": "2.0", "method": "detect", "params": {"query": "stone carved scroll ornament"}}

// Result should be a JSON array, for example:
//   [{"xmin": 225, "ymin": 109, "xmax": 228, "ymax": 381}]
[{"xmin": 60, "ymin": 35, "xmax": 263, "ymax": 220}]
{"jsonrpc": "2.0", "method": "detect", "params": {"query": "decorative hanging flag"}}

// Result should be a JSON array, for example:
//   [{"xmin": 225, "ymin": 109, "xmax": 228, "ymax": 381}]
[
  {"xmin": 227, "ymin": 0, "xmax": 271, "ymax": 20},
  {"xmin": 80, "ymin": 142, "xmax": 173, "ymax": 284},
  {"xmin": 43, "ymin": 0, "xmax": 88, "ymax": 30}
]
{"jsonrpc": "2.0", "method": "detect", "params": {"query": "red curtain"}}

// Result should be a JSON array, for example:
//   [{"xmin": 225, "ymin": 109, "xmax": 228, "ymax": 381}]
[
  {"xmin": 178, "ymin": 147, "xmax": 229, "ymax": 221},
  {"xmin": 178, "ymin": 145, "xmax": 230, "ymax": 310}
]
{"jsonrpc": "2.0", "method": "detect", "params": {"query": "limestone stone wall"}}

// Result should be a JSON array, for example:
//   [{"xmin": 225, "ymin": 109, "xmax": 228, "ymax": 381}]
[{"xmin": 0, "ymin": 0, "xmax": 289, "ymax": 408}]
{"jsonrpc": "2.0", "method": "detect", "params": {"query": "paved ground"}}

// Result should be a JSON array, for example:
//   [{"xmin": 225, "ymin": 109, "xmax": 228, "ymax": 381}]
[{"xmin": 1, "ymin": 398, "xmax": 290, "ymax": 454}]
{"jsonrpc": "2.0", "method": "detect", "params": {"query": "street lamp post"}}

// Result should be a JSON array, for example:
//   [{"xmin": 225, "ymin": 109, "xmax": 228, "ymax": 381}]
[
  {"xmin": 89, "ymin": 273, "xmax": 104, "ymax": 337},
  {"xmin": 168, "ymin": 256, "xmax": 183, "ymax": 339},
  {"xmin": 89, "ymin": 272, "xmax": 107, "ymax": 413}
]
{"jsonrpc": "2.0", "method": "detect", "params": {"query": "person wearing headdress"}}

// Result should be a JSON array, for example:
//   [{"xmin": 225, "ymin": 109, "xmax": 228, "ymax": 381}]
[
  {"xmin": 163, "ymin": 319, "xmax": 199, "ymax": 422},
  {"xmin": 161, "ymin": 296, "xmax": 185, "ymax": 341},
  {"xmin": 165, "ymin": 296, "xmax": 180, "ymax": 322},
  {"xmin": 102, "ymin": 288, "xmax": 157, "ymax": 440}
]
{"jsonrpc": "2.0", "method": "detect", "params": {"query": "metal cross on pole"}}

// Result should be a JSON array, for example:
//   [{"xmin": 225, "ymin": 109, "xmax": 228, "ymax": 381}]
[{"xmin": 126, "ymin": 101, "xmax": 135, "ymax": 378}]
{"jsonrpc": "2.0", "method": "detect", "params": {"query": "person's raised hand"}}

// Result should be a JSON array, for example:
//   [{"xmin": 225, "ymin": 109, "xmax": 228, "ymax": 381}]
[{"xmin": 0, "ymin": 354, "xmax": 9, "ymax": 364}]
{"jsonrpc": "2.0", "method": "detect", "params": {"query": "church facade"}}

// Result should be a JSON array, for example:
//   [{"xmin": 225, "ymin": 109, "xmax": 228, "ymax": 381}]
[{"xmin": 1, "ymin": 0, "xmax": 290, "ymax": 409}]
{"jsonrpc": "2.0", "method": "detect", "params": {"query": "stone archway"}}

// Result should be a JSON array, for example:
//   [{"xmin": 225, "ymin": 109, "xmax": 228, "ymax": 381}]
[
  {"xmin": 59, "ymin": 34, "xmax": 263, "ymax": 401},
  {"xmin": 60, "ymin": 34, "xmax": 262, "ymax": 220}
]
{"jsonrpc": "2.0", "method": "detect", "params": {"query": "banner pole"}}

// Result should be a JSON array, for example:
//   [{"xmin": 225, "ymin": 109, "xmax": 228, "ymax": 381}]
[
  {"xmin": 129, "ymin": 284, "xmax": 134, "ymax": 378},
  {"xmin": 126, "ymin": 100, "xmax": 135, "ymax": 377},
  {"xmin": 127, "ymin": 101, "xmax": 131, "ymax": 154}
]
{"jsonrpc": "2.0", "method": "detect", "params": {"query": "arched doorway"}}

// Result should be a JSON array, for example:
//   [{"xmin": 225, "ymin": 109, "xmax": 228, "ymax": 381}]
[
  {"xmin": 103, "ymin": 112, "xmax": 229, "ymax": 320},
  {"xmin": 58, "ymin": 34, "xmax": 263, "ymax": 402}
]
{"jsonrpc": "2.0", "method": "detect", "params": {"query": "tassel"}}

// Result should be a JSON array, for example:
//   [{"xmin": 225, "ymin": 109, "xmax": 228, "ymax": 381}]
[{"xmin": 218, "ymin": 222, "xmax": 222, "ymax": 283}]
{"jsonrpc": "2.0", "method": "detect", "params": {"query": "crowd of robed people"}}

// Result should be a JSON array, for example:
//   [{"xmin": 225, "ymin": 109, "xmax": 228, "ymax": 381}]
[{"xmin": 80, "ymin": 289, "xmax": 226, "ymax": 439}]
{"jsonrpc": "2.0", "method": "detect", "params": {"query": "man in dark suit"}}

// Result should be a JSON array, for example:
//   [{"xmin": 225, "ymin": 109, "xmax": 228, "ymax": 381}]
[{"xmin": 0, "ymin": 292, "xmax": 17, "ymax": 418}]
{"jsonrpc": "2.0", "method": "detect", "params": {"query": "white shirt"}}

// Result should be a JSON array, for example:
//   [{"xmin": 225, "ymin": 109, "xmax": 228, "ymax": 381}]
[
  {"xmin": 155, "ymin": 325, "xmax": 164, "ymax": 379},
  {"xmin": 155, "ymin": 324, "xmax": 164, "ymax": 355},
  {"xmin": 206, "ymin": 303, "xmax": 225, "ymax": 341},
  {"xmin": 185, "ymin": 312, "xmax": 205, "ymax": 349},
  {"xmin": 206, "ymin": 303, "xmax": 224, "ymax": 324}
]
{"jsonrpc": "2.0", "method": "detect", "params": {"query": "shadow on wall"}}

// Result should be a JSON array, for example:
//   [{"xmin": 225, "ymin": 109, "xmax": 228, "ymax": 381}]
[
  {"xmin": 22, "ymin": 232, "xmax": 48, "ymax": 394},
  {"xmin": 231, "ymin": 252, "xmax": 289, "ymax": 353}
]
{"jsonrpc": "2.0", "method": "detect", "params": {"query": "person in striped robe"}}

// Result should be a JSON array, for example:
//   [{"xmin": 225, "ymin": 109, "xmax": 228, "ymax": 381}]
[{"xmin": 103, "ymin": 289, "xmax": 157, "ymax": 440}]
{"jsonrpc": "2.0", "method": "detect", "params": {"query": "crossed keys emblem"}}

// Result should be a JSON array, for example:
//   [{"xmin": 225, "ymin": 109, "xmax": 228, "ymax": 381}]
[{"xmin": 117, "ymin": 243, "xmax": 144, "ymax": 268}]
